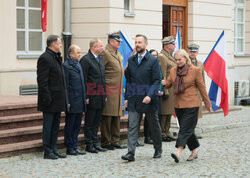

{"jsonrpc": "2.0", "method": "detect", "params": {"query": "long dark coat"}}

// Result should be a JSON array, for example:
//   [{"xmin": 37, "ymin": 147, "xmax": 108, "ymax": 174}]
[
  {"xmin": 79, "ymin": 50, "xmax": 106, "ymax": 109},
  {"xmin": 125, "ymin": 51, "xmax": 161, "ymax": 113},
  {"xmin": 37, "ymin": 47, "xmax": 67, "ymax": 112},
  {"xmin": 63, "ymin": 57, "xmax": 87, "ymax": 113}
]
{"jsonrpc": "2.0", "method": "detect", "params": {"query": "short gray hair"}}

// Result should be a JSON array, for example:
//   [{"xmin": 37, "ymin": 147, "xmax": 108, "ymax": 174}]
[
  {"xmin": 89, "ymin": 38, "xmax": 100, "ymax": 48},
  {"xmin": 47, "ymin": 35, "xmax": 60, "ymax": 47}
]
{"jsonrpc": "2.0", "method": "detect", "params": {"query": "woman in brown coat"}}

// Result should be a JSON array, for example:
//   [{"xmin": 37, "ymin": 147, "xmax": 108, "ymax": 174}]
[{"xmin": 162, "ymin": 49, "xmax": 212, "ymax": 163}]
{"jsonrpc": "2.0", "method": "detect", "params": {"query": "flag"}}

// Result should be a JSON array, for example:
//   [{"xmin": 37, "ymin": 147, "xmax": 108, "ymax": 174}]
[
  {"xmin": 119, "ymin": 30, "xmax": 134, "ymax": 114},
  {"xmin": 41, "ymin": 0, "xmax": 47, "ymax": 32},
  {"xmin": 203, "ymin": 30, "xmax": 229, "ymax": 116},
  {"xmin": 174, "ymin": 26, "xmax": 181, "ymax": 52}
]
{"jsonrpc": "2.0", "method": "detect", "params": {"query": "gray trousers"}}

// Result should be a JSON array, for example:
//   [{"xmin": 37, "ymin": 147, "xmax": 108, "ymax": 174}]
[{"xmin": 127, "ymin": 111, "xmax": 162, "ymax": 155}]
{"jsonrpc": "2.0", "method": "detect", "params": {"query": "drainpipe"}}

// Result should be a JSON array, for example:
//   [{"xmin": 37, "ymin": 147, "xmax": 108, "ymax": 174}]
[{"xmin": 62, "ymin": 0, "xmax": 72, "ymax": 60}]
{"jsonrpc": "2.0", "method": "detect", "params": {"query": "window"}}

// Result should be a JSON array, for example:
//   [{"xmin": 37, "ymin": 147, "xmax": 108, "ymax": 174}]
[
  {"xmin": 124, "ymin": 0, "xmax": 135, "ymax": 17},
  {"xmin": 234, "ymin": 0, "xmax": 245, "ymax": 54},
  {"xmin": 17, "ymin": 0, "xmax": 44, "ymax": 57}
]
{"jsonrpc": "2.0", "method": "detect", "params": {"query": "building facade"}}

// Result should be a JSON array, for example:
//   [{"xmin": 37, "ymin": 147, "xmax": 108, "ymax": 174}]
[{"xmin": 0, "ymin": 0, "xmax": 250, "ymax": 105}]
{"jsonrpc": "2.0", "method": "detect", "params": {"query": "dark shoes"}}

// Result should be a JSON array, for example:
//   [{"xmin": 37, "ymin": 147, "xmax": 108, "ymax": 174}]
[
  {"xmin": 136, "ymin": 140, "xmax": 144, "ymax": 147},
  {"xmin": 102, "ymin": 145, "xmax": 116, "ymax": 150},
  {"xmin": 196, "ymin": 136, "xmax": 203, "ymax": 139},
  {"xmin": 66, "ymin": 150, "xmax": 78, "ymax": 155},
  {"xmin": 44, "ymin": 152, "xmax": 58, "ymax": 160},
  {"xmin": 171, "ymin": 153, "xmax": 180, "ymax": 163},
  {"xmin": 162, "ymin": 136, "xmax": 176, "ymax": 142},
  {"xmin": 121, "ymin": 153, "xmax": 135, "ymax": 162},
  {"xmin": 153, "ymin": 149, "xmax": 162, "ymax": 158},
  {"xmin": 144, "ymin": 137, "xmax": 153, "ymax": 144},
  {"xmin": 75, "ymin": 149, "xmax": 86, "ymax": 155},
  {"xmin": 53, "ymin": 151, "xmax": 67, "ymax": 158},
  {"xmin": 94, "ymin": 145, "xmax": 107, "ymax": 152},
  {"xmin": 112, "ymin": 144, "xmax": 127, "ymax": 149},
  {"xmin": 85, "ymin": 145, "xmax": 98, "ymax": 153},
  {"xmin": 67, "ymin": 149, "xmax": 86, "ymax": 155}
]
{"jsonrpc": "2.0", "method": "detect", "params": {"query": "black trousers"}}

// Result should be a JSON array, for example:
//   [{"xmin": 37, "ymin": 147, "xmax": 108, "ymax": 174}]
[
  {"xmin": 42, "ymin": 112, "xmax": 61, "ymax": 153},
  {"xmin": 144, "ymin": 96, "xmax": 162, "ymax": 138},
  {"xmin": 175, "ymin": 107, "xmax": 200, "ymax": 151},
  {"xmin": 84, "ymin": 107, "xmax": 103, "ymax": 146},
  {"xmin": 64, "ymin": 113, "xmax": 83, "ymax": 151}
]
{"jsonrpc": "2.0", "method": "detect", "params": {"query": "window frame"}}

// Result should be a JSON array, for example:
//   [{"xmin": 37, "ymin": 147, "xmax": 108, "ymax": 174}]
[
  {"xmin": 234, "ymin": 0, "xmax": 245, "ymax": 55},
  {"xmin": 16, "ymin": 0, "xmax": 45, "ymax": 58},
  {"xmin": 124, "ymin": 0, "xmax": 135, "ymax": 17}
]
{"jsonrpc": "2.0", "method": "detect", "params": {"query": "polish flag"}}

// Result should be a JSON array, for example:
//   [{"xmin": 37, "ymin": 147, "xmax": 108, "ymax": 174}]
[
  {"xmin": 41, "ymin": 0, "xmax": 47, "ymax": 32},
  {"xmin": 203, "ymin": 31, "xmax": 229, "ymax": 116}
]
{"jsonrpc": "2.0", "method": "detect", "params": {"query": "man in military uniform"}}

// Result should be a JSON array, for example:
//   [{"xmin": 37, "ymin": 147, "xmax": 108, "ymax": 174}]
[
  {"xmin": 158, "ymin": 36, "xmax": 177, "ymax": 142},
  {"xmin": 101, "ymin": 32, "xmax": 127, "ymax": 150},
  {"xmin": 188, "ymin": 43, "xmax": 205, "ymax": 139}
]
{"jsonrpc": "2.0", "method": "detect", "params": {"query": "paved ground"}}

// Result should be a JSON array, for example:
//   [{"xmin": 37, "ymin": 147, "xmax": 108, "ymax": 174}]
[{"xmin": 0, "ymin": 106, "xmax": 249, "ymax": 177}]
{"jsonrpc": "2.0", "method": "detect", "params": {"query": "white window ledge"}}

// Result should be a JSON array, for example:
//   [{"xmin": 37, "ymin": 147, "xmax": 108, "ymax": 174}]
[
  {"xmin": 234, "ymin": 54, "xmax": 250, "ymax": 57},
  {"xmin": 124, "ymin": 12, "xmax": 135, "ymax": 17},
  {"xmin": 17, "ymin": 54, "xmax": 41, "ymax": 59}
]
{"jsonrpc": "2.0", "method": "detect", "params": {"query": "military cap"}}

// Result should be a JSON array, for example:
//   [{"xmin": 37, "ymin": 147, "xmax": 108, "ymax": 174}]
[
  {"xmin": 108, "ymin": 31, "xmax": 122, "ymax": 42},
  {"xmin": 187, "ymin": 43, "xmax": 200, "ymax": 52},
  {"xmin": 162, "ymin": 36, "xmax": 175, "ymax": 45}
]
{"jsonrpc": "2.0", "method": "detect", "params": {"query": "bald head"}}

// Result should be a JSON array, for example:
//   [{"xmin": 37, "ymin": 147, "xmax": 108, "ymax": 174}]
[{"xmin": 68, "ymin": 44, "xmax": 81, "ymax": 61}]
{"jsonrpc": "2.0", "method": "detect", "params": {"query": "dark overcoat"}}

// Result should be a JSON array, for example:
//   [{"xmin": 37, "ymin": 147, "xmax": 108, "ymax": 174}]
[
  {"xmin": 79, "ymin": 50, "xmax": 106, "ymax": 109},
  {"xmin": 37, "ymin": 47, "xmax": 67, "ymax": 112},
  {"xmin": 125, "ymin": 51, "xmax": 161, "ymax": 113},
  {"xmin": 63, "ymin": 57, "xmax": 87, "ymax": 113}
]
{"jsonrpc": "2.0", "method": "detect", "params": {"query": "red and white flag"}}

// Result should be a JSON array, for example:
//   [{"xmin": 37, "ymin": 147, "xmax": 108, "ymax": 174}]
[
  {"xmin": 41, "ymin": 0, "xmax": 47, "ymax": 32},
  {"xmin": 203, "ymin": 31, "xmax": 229, "ymax": 116}
]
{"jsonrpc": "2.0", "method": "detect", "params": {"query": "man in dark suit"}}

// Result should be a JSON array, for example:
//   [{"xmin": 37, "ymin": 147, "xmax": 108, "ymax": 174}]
[
  {"xmin": 37, "ymin": 35, "xmax": 67, "ymax": 159},
  {"xmin": 63, "ymin": 44, "xmax": 87, "ymax": 156},
  {"xmin": 80, "ymin": 39, "xmax": 107, "ymax": 153},
  {"xmin": 121, "ymin": 34, "xmax": 162, "ymax": 162}
]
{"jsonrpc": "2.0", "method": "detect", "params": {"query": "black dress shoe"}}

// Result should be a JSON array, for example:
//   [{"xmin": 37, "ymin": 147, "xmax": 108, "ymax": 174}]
[
  {"xmin": 75, "ymin": 149, "xmax": 86, "ymax": 155},
  {"xmin": 171, "ymin": 153, "xmax": 180, "ymax": 163},
  {"xmin": 85, "ymin": 146, "xmax": 98, "ymax": 153},
  {"xmin": 66, "ymin": 150, "xmax": 78, "ymax": 155},
  {"xmin": 162, "ymin": 137, "xmax": 171, "ymax": 142},
  {"xmin": 136, "ymin": 140, "xmax": 144, "ymax": 147},
  {"xmin": 121, "ymin": 153, "xmax": 135, "ymax": 162},
  {"xmin": 196, "ymin": 136, "xmax": 203, "ymax": 139},
  {"xmin": 102, "ymin": 145, "xmax": 115, "ymax": 150},
  {"xmin": 153, "ymin": 149, "xmax": 162, "ymax": 158},
  {"xmin": 144, "ymin": 137, "xmax": 153, "ymax": 144},
  {"xmin": 168, "ymin": 136, "xmax": 177, "ymax": 141},
  {"xmin": 112, "ymin": 144, "xmax": 127, "ymax": 149},
  {"xmin": 94, "ymin": 145, "xmax": 107, "ymax": 152},
  {"xmin": 53, "ymin": 151, "xmax": 67, "ymax": 158},
  {"xmin": 44, "ymin": 152, "xmax": 58, "ymax": 160}
]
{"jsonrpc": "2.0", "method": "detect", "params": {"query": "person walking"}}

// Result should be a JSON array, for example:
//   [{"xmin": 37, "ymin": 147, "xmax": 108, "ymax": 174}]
[{"xmin": 162, "ymin": 49, "xmax": 211, "ymax": 163}]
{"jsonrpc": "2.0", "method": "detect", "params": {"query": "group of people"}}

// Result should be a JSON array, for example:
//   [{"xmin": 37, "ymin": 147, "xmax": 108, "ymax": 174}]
[{"xmin": 37, "ymin": 32, "xmax": 211, "ymax": 164}]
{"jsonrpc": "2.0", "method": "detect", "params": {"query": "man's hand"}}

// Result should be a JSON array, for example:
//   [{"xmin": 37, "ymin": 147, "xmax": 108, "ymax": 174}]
[
  {"xmin": 158, "ymin": 91, "xmax": 164, "ymax": 96},
  {"xmin": 125, "ymin": 100, "xmax": 128, "ymax": 108},
  {"xmin": 86, "ymin": 99, "xmax": 89, "ymax": 104},
  {"xmin": 67, "ymin": 104, "xmax": 70, "ymax": 110},
  {"xmin": 142, "ymin": 96, "xmax": 151, "ymax": 104},
  {"xmin": 161, "ymin": 78, "xmax": 166, "ymax": 86}
]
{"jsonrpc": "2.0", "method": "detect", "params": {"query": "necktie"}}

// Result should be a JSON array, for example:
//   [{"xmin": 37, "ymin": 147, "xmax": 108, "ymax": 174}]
[
  {"xmin": 96, "ymin": 56, "xmax": 100, "ymax": 63},
  {"xmin": 138, "ymin": 56, "xmax": 142, "ymax": 64}
]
